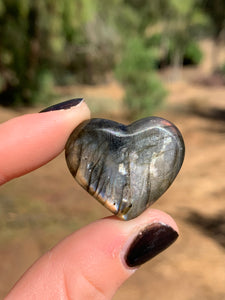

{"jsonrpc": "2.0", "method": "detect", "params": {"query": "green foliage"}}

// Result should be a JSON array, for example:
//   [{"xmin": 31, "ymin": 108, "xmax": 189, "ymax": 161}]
[
  {"xmin": 116, "ymin": 38, "xmax": 166, "ymax": 118},
  {"xmin": 0, "ymin": 0, "xmax": 121, "ymax": 106},
  {"xmin": 199, "ymin": 0, "xmax": 225, "ymax": 38},
  {"xmin": 116, "ymin": 38, "xmax": 157, "ymax": 80},
  {"xmin": 221, "ymin": 64, "xmax": 225, "ymax": 76},
  {"xmin": 144, "ymin": 0, "xmax": 208, "ymax": 70},
  {"xmin": 160, "ymin": 39, "xmax": 203, "ymax": 66},
  {"xmin": 183, "ymin": 41, "xmax": 203, "ymax": 65},
  {"xmin": 0, "ymin": 0, "xmax": 218, "ymax": 107},
  {"xmin": 0, "ymin": 1, "xmax": 63, "ymax": 106},
  {"xmin": 217, "ymin": 62, "xmax": 225, "ymax": 78}
]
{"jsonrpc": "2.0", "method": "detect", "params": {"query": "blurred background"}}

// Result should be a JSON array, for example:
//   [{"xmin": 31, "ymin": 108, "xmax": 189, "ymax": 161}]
[{"xmin": 0, "ymin": 0, "xmax": 225, "ymax": 299}]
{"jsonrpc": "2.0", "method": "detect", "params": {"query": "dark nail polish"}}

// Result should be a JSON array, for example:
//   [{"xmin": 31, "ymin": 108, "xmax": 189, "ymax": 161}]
[
  {"xmin": 125, "ymin": 223, "xmax": 178, "ymax": 267},
  {"xmin": 39, "ymin": 98, "xmax": 83, "ymax": 113}
]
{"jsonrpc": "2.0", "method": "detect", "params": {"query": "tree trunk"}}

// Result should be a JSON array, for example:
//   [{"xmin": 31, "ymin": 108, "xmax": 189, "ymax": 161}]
[
  {"xmin": 171, "ymin": 49, "xmax": 183, "ymax": 81},
  {"xmin": 211, "ymin": 28, "xmax": 225, "ymax": 72}
]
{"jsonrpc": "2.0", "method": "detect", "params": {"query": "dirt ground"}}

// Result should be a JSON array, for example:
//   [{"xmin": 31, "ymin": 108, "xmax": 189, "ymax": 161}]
[{"xmin": 0, "ymin": 40, "xmax": 224, "ymax": 299}]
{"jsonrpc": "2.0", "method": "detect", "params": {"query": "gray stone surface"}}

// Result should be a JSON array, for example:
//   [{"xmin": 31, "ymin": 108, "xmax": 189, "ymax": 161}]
[{"xmin": 65, "ymin": 117, "xmax": 185, "ymax": 220}]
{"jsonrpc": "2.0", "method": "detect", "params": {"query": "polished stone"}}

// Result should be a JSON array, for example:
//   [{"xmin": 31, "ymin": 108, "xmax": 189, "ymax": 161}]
[{"xmin": 65, "ymin": 117, "xmax": 185, "ymax": 220}]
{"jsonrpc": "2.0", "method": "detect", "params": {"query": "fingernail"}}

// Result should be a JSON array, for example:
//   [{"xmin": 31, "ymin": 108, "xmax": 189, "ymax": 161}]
[
  {"xmin": 125, "ymin": 223, "xmax": 178, "ymax": 268},
  {"xmin": 39, "ymin": 98, "xmax": 83, "ymax": 113}
]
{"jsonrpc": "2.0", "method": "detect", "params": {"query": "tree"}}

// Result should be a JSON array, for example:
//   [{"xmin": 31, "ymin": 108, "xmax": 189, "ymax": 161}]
[
  {"xmin": 200, "ymin": 0, "xmax": 225, "ymax": 40},
  {"xmin": 115, "ymin": 37, "xmax": 166, "ymax": 118},
  {"xmin": 199, "ymin": 0, "xmax": 225, "ymax": 70},
  {"xmin": 117, "ymin": 0, "xmax": 207, "ymax": 81},
  {"xmin": 0, "ymin": 0, "xmax": 120, "ymax": 106},
  {"xmin": 114, "ymin": 1, "xmax": 168, "ymax": 117}
]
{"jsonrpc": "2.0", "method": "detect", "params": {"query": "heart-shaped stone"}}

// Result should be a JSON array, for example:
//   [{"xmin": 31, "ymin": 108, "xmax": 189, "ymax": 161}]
[{"xmin": 65, "ymin": 117, "xmax": 185, "ymax": 220}]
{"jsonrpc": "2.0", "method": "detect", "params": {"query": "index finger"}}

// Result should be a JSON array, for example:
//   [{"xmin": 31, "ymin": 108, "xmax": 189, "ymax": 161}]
[{"xmin": 0, "ymin": 100, "xmax": 90, "ymax": 185}]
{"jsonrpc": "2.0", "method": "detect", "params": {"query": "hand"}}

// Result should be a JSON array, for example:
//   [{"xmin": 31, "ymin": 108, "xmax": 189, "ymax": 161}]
[{"xmin": 1, "ymin": 99, "xmax": 179, "ymax": 300}]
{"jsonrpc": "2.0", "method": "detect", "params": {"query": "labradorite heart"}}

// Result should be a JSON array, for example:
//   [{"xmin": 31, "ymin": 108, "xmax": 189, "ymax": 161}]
[{"xmin": 65, "ymin": 117, "xmax": 185, "ymax": 220}]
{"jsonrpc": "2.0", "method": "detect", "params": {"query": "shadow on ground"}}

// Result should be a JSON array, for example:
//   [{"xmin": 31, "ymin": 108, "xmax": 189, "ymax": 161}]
[
  {"xmin": 186, "ymin": 210, "xmax": 225, "ymax": 248},
  {"xmin": 190, "ymin": 107, "xmax": 225, "ymax": 122}
]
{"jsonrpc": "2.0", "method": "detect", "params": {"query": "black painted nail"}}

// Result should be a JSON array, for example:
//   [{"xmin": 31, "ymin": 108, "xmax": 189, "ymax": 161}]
[
  {"xmin": 39, "ymin": 98, "xmax": 83, "ymax": 113},
  {"xmin": 125, "ymin": 223, "xmax": 178, "ymax": 267}
]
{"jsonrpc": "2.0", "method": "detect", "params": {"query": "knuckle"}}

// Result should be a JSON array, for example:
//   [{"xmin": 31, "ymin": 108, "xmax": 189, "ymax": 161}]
[{"xmin": 80, "ymin": 272, "xmax": 108, "ymax": 300}]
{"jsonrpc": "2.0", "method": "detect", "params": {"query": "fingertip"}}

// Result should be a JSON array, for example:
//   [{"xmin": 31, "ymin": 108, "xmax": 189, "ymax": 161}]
[
  {"xmin": 137, "ymin": 208, "xmax": 179, "ymax": 234},
  {"xmin": 122, "ymin": 210, "xmax": 179, "ymax": 268},
  {"xmin": 39, "ymin": 98, "xmax": 84, "ymax": 112},
  {"xmin": 0, "ymin": 100, "xmax": 90, "ymax": 184},
  {"xmin": 64, "ymin": 100, "xmax": 91, "ymax": 128},
  {"xmin": 105, "ymin": 208, "xmax": 179, "ymax": 236},
  {"xmin": 56, "ymin": 208, "xmax": 179, "ymax": 296},
  {"xmin": 40, "ymin": 99, "xmax": 90, "ymax": 125},
  {"xmin": 5, "ymin": 208, "xmax": 179, "ymax": 299}
]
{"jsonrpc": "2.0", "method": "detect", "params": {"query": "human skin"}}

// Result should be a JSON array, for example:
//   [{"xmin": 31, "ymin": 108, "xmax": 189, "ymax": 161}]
[{"xmin": 0, "ymin": 101, "xmax": 178, "ymax": 300}]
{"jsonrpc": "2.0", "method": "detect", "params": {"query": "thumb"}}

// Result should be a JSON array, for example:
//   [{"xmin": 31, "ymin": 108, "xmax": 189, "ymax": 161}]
[{"xmin": 5, "ymin": 209, "xmax": 178, "ymax": 300}]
